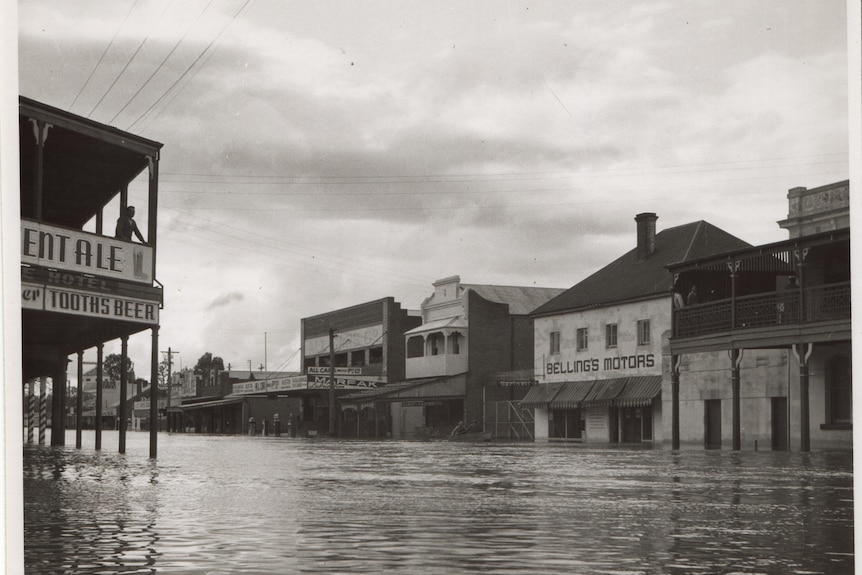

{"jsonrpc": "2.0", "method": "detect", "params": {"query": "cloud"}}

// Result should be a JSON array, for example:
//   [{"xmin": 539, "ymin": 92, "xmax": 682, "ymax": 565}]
[
  {"xmin": 16, "ymin": 0, "xmax": 851, "ymax": 377},
  {"xmin": 207, "ymin": 291, "xmax": 245, "ymax": 310}
]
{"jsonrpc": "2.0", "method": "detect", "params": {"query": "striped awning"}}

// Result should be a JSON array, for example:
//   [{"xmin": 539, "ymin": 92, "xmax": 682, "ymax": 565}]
[
  {"xmin": 582, "ymin": 378, "xmax": 628, "ymax": 408},
  {"xmin": 549, "ymin": 381, "xmax": 596, "ymax": 410},
  {"xmin": 615, "ymin": 376, "xmax": 662, "ymax": 408},
  {"xmin": 519, "ymin": 382, "xmax": 564, "ymax": 408}
]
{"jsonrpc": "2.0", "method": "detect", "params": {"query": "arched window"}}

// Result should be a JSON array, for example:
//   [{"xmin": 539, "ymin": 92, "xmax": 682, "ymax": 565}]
[
  {"xmin": 448, "ymin": 331, "xmax": 462, "ymax": 355},
  {"xmin": 407, "ymin": 336, "xmax": 424, "ymax": 358},
  {"xmin": 427, "ymin": 332, "xmax": 445, "ymax": 356}
]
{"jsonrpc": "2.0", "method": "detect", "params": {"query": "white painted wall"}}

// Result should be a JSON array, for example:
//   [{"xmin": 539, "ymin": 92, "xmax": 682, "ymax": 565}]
[{"xmin": 534, "ymin": 297, "xmax": 668, "ymax": 383}]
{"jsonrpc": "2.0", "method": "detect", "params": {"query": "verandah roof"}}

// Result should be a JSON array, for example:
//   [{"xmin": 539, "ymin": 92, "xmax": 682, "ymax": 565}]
[
  {"xmin": 549, "ymin": 381, "xmax": 595, "ymax": 409},
  {"xmin": 519, "ymin": 382, "xmax": 564, "ymax": 407},
  {"xmin": 614, "ymin": 376, "xmax": 663, "ymax": 408},
  {"xmin": 521, "ymin": 376, "xmax": 662, "ymax": 409}
]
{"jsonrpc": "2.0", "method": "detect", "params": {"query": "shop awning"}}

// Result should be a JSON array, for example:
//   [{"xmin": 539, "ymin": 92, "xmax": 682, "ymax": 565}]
[
  {"xmin": 339, "ymin": 374, "xmax": 467, "ymax": 402},
  {"xmin": 614, "ymin": 376, "xmax": 662, "ymax": 408},
  {"xmin": 181, "ymin": 397, "xmax": 244, "ymax": 411},
  {"xmin": 549, "ymin": 381, "xmax": 595, "ymax": 409},
  {"xmin": 582, "ymin": 378, "xmax": 627, "ymax": 408},
  {"xmin": 519, "ymin": 382, "xmax": 564, "ymax": 408}
]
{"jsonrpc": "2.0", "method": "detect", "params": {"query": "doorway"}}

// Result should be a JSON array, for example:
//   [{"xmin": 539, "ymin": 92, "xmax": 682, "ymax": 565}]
[
  {"xmin": 771, "ymin": 396, "xmax": 788, "ymax": 451},
  {"xmin": 705, "ymin": 399, "xmax": 722, "ymax": 449},
  {"xmin": 621, "ymin": 408, "xmax": 642, "ymax": 443}
]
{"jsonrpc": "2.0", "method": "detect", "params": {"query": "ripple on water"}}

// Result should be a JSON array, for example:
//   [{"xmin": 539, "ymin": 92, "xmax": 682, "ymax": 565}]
[{"xmin": 23, "ymin": 433, "xmax": 854, "ymax": 575}]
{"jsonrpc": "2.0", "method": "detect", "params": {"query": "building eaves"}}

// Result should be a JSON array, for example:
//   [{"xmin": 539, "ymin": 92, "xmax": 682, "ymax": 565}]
[
  {"xmin": 532, "ymin": 220, "xmax": 750, "ymax": 316},
  {"xmin": 460, "ymin": 284, "xmax": 567, "ymax": 315}
]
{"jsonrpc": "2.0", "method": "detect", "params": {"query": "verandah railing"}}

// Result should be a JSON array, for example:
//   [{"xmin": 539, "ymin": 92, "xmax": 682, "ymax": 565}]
[{"xmin": 675, "ymin": 282, "xmax": 851, "ymax": 338}]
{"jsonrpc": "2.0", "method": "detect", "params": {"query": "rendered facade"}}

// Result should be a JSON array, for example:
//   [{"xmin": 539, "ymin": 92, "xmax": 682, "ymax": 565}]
[
  {"xmin": 667, "ymin": 181, "xmax": 851, "ymax": 451},
  {"xmin": 527, "ymin": 213, "xmax": 750, "ymax": 444},
  {"xmin": 342, "ymin": 276, "xmax": 565, "ymax": 439}
]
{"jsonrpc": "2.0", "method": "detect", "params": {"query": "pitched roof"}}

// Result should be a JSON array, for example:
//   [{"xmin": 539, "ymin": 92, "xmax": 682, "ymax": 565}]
[
  {"xmin": 461, "ymin": 284, "xmax": 567, "ymax": 315},
  {"xmin": 339, "ymin": 376, "xmax": 451, "ymax": 401},
  {"xmin": 405, "ymin": 316, "xmax": 468, "ymax": 335},
  {"xmin": 532, "ymin": 221, "xmax": 750, "ymax": 315}
]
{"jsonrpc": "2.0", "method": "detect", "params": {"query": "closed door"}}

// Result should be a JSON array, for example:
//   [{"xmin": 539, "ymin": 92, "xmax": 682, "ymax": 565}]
[
  {"xmin": 705, "ymin": 399, "xmax": 722, "ymax": 449},
  {"xmin": 621, "ymin": 408, "xmax": 642, "ymax": 443},
  {"xmin": 771, "ymin": 397, "xmax": 788, "ymax": 451}
]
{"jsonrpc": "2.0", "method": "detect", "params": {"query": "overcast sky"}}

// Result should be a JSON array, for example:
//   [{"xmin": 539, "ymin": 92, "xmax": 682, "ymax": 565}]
[{"xmin": 12, "ymin": 0, "xmax": 856, "ymax": 380}]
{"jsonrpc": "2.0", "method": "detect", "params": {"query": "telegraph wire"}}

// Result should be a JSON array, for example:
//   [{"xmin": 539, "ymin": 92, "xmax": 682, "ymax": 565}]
[
  {"xmin": 69, "ymin": 0, "xmax": 141, "ymax": 112},
  {"xmin": 108, "ymin": 0, "xmax": 217, "ymax": 125},
  {"xmin": 166, "ymin": 207, "xmax": 436, "ymax": 286},
  {"xmin": 159, "ymin": 173, "xmax": 847, "ymax": 213},
  {"xmin": 126, "ymin": 0, "xmax": 255, "ymax": 131},
  {"xmin": 86, "ymin": 0, "xmax": 176, "ymax": 120},
  {"xmin": 156, "ymin": 153, "xmax": 848, "ymax": 187},
  {"xmin": 161, "ymin": 210, "xmax": 435, "ymax": 291}
]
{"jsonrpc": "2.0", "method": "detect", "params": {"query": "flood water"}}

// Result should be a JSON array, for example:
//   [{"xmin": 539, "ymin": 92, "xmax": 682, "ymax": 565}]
[{"xmin": 23, "ymin": 432, "xmax": 854, "ymax": 574}]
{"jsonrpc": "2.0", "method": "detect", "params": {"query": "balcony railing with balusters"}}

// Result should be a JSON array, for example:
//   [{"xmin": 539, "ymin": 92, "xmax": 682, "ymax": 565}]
[{"xmin": 674, "ymin": 282, "xmax": 850, "ymax": 338}]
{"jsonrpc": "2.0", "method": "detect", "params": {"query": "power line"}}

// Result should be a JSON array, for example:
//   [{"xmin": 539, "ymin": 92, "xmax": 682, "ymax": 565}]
[
  {"xmin": 126, "ymin": 0, "xmax": 254, "ymax": 131},
  {"xmin": 108, "ymin": 0, "xmax": 217, "ymax": 125},
  {"xmin": 86, "ymin": 0, "xmax": 176, "ymax": 119},
  {"xmin": 156, "ymin": 152, "xmax": 847, "ymax": 184},
  {"xmin": 164, "ymin": 207, "xmax": 435, "ymax": 287},
  {"xmin": 69, "ymin": 0, "xmax": 141, "ymax": 112}
]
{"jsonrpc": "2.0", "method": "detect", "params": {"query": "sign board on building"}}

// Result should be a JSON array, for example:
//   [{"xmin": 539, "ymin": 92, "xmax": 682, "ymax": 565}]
[
  {"xmin": 305, "ymin": 325, "xmax": 384, "ymax": 356},
  {"xmin": 22, "ymin": 282, "xmax": 159, "ymax": 324},
  {"xmin": 134, "ymin": 398, "xmax": 167, "ymax": 411},
  {"xmin": 307, "ymin": 367, "xmax": 363, "ymax": 375},
  {"xmin": 232, "ymin": 375, "xmax": 309, "ymax": 395},
  {"xmin": 21, "ymin": 220, "xmax": 154, "ymax": 284},
  {"xmin": 308, "ymin": 376, "xmax": 380, "ymax": 390},
  {"xmin": 401, "ymin": 400, "xmax": 443, "ymax": 407}
]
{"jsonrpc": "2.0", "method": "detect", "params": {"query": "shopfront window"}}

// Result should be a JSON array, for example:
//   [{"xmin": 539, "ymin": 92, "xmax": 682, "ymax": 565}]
[{"xmin": 550, "ymin": 409, "xmax": 582, "ymax": 439}]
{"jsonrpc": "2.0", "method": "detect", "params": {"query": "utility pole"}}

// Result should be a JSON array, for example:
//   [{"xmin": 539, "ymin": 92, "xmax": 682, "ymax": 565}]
[
  {"xmin": 329, "ymin": 328, "xmax": 336, "ymax": 437},
  {"xmin": 161, "ymin": 347, "xmax": 180, "ymax": 432}
]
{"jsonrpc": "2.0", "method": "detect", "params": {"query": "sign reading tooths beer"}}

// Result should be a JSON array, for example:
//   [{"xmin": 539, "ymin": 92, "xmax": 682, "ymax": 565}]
[
  {"xmin": 22, "ymin": 282, "xmax": 159, "ymax": 324},
  {"xmin": 21, "ymin": 220, "xmax": 154, "ymax": 284}
]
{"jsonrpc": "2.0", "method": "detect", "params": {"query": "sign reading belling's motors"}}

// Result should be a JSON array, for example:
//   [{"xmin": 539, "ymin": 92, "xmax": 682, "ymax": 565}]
[
  {"xmin": 21, "ymin": 220, "xmax": 153, "ymax": 284},
  {"xmin": 22, "ymin": 282, "xmax": 159, "ymax": 324}
]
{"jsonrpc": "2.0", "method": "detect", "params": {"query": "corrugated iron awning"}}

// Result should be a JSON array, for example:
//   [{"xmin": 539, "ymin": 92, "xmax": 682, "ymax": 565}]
[
  {"xmin": 615, "ymin": 376, "xmax": 662, "ymax": 408},
  {"xmin": 549, "ymin": 381, "xmax": 595, "ymax": 409},
  {"xmin": 181, "ymin": 397, "xmax": 244, "ymax": 411},
  {"xmin": 519, "ymin": 382, "xmax": 564, "ymax": 408},
  {"xmin": 582, "ymin": 378, "xmax": 627, "ymax": 408}
]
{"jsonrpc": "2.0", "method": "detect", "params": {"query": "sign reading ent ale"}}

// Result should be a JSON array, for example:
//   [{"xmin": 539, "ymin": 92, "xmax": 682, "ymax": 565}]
[{"xmin": 21, "ymin": 220, "xmax": 153, "ymax": 284}]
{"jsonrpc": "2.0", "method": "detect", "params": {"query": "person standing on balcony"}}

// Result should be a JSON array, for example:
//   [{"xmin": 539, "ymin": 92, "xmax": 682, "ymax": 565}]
[
  {"xmin": 672, "ymin": 287, "xmax": 685, "ymax": 309},
  {"xmin": 115, "ymin": 206, "xmax": 147, "ymax": 244},
  {"xmin": 782, "ymin": 276, "xmax": 799, "ymax": 322},
  {"xmin": 687, "ymin": 285, "xmax": 699, "ymax": 306}
]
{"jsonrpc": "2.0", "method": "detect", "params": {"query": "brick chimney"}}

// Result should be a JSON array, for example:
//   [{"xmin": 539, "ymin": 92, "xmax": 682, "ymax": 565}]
[{"xmin": 635, "ymin": 212, "xmax": 658, "ymax": 261}]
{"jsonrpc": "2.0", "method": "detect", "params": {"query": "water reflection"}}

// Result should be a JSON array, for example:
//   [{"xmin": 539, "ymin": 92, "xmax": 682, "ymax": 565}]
[{"xmin": 23, "ymin": 433, "xmax": 853, "ymax": 574}]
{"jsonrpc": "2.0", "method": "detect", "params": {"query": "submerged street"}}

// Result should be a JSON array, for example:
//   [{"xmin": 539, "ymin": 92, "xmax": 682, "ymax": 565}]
[{"xmin": 23, "ymin": 433, "xmax": 854, "ymax": 574}]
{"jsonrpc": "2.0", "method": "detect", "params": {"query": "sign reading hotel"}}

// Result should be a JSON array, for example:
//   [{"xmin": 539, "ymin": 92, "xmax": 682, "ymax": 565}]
[
  {"xmin": 21, "ymin": 220, "xmax": 154, "ymax": 284},
  {"xmin": 22, "ymin": 282, "xmax": 159, "ymax": 324}
]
